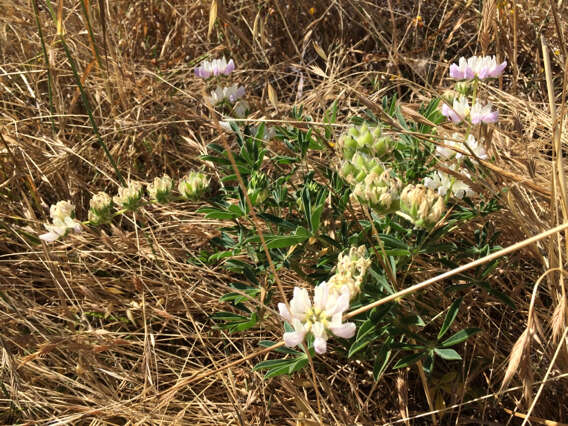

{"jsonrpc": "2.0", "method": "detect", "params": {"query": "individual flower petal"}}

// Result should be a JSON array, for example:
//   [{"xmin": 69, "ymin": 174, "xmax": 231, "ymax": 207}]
[
  {"xmin": 311, "ymin": 322, "xmax": 328, "ymax": 354},
  {"xmin": 289, "ymin": 287, "xmax": 311, "ymax": 320},
  {"xmin": 328, "ymin": 314, "xmax": 357, "ymax": 339},
  {"xmin": 313, "ymin": 337, "xmax": 327, "ymax": 354},
  {"xmin": 278, "ymin": 302, "xmax": 292, "ymax": 322},
  {"xmin": 283, "ymin": 318, "xmax": 308, "ymax": 348},
  {"xmin": 39, "ymin": 230, "xmax": 61, "ymax": 242}
]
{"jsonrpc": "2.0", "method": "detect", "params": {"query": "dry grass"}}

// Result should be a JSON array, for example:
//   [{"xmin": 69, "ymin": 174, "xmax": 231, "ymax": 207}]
[{"xmin": 1, "ymin": 0, "xmax": 568, "ymax": 424}]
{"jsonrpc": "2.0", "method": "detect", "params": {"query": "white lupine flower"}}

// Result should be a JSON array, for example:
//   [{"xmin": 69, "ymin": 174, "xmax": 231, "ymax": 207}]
[
  {"xmin": 39, "ymin": 200, "xmax": 82, "ymax": 242},
  {"xmin": 206, "ymin": 84, "xmax": 246, "ymax": 105},
  {"xmin": 194, "ymin": 56, "xmax": 235, "ymax": 78},
  {"xmin": 441, "ymin": 96, "xmax": 470, "ymax": 123},
  {"xmin": 424, "ymin": 167, "xmax": 475, "ymax": 199},
  {"xmin": 278, "ymin": 282, "xmax": 356, "ymax": 354},
  {"xmin": 462, "ymin": 134, "xmax": 488, "ymax": 161},
  {"xmin": 449, "ymin": 55, "xmax": 506, "ymax": 80},
  {"xmin": 436, "ymin": 133, "xmax": 463, "ymax": 160},
  {"xmin": 113, "ymin": 181, "xmax": 144, "ymax": 211},
  {"xmin": 436, "ymin": 134, "xmax": 488, "ymax": 162},
  {"xmin": 233, "ymin": 100, "xmax": 249, "ymax": 118},
  {"xmin": 147, "ymin": 174, "xmax": 173, "ymax": 203},
  {"xmin": 470, "ymin": 101, "xmax": 499, "ymax": 124}
]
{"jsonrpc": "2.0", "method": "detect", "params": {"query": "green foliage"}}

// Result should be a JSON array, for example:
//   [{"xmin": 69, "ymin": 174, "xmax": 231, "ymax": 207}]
[{"xmin": 198, "ymin": 95, "xmax": 501, "ymax": 381}]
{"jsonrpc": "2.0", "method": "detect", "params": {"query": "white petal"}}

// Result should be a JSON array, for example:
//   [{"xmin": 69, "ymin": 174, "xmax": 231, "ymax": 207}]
[
  {"xmin": 329, "ymin": 322, "xmax": 356, "ymax": 339},
  {"xmin": 313, "ymin": 337, "xmax": 327, "ymax": 354},
  {"xmin": 290, "ymin": 287, "xmax": 311, "ymax": 319},
  {"xmin": 283, "ymin": 331, "xmax": 305, "ymax": 347},
  {"xmin": 313, "ymin": 282, "xmax": 329, "ymax": 310},
  {"xmin": 39, "ymin": 231, "xmax": 60, "ymax": 242},
  {"xmin": 278, "ymin": 303, "xmax": 292, "ymax": 322}
]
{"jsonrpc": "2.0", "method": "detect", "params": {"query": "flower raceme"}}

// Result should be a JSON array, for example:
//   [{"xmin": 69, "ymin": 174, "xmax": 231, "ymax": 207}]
[
  {"xmin": 278, "ymin": 282, "xmax": 356, "ymax": 354},
  {"xmin": 449, "ymin": 55, "xmax": 506, "ymax": 80},
  {"xmin": 194, "ymin": 57, "xmax": 235, "ymax": 78},
  {"xmin": 39, "ymin": 200, "xmax": 82, "ymax": 242},
  {"xmin": 327, "ymin": 245, "xmax": 371, "ymax": 299}
]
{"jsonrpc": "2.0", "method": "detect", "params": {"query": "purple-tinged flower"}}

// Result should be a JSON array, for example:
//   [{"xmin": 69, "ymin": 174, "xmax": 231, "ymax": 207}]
[
  {"xmin": 449, "ymin": 55, "xmax": 506, "ymax": 80},
  {"xmin": 449, "ymin": 57, "xmax": 476, "ymax": 80},
  {"xmin": 206, "ymin": 84, "xmax": 245, "ymax": 105},
  {"xmin": 470, "ymin": 101, "xmax": 499, "ymax": 124},
  {"xmin": 194, "ymin": 56, "xmax": 235, "ymax": 78},
  {"xmin": 441, "ymin": 96, "xmax": 470, "ymax": 123}
]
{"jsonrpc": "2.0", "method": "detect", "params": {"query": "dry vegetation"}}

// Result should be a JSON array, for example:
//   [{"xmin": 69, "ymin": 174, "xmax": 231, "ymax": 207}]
[{"xmin": 1, "ymin": 0, "xmax": 568, "ymax": 424}]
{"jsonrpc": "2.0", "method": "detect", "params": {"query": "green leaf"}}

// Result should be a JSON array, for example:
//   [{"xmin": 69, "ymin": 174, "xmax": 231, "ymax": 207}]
[
  {"xmin": 437, "ymin": 297, "xmax": 462, "ymax": 340},
  {"xmin": 441, "ymin": 328, "xmax": 481, "ymax": 347},
  {"xmin": 197, "ymin": 206, "xmax": 243, "ymax": 220},
  {"xmin": 393, "ymin": 351, "xmax": 427, "ymax": 369},
  {"xmin": 265, "ymin": 226, "xmax": 309, "ymax": 249},
  {"xmin": 373, "ymin": 343, "xmax": 392, "ymax": 380},
  {"xmin": 434, "ymin": 348, "xmax": 462, "ymax": 361},
  {"xmin": 253, "ymin": 359, "xmax": 292, "ymax": 371}
]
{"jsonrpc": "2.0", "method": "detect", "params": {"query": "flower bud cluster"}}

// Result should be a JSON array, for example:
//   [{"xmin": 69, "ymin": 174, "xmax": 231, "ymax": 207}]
[
  {"xmin": 88, "ymin": 192, "xmax": 113, "ymax": 225},
  {"xmin": 351, "ymin": 169, "xmax": 401, "ymax": 214},
  {"xmin": 147, "ymin": 175, "xmax": 174, "ymax": 204},
  {"xmin": 40, "ymin": 173, "xmax": 210, "ymax": 242},
  {"xmin": 39, "ymin": 200, "xmax": 82, "ymax": 242},
  {"xmin": 338, "ymin": 123, "xmax": 394, "ymax": 161},
  {"xmin": 400, "ymin": 184, "xmax": 445, "ymax": 228},
  {"xmin": 114, "ymin": 181, "xmax": 144, "ymax": 211},
  {"xmin": 339, "ymin": 152, "xmax": 385, "ymax": 184},
  {"xmin": 178, "ymin": 171, "xmax": 210, "ymax": 201},
  {"xmin": 327, "ymin": 245, "xmax": 371, "ymax": 300}
]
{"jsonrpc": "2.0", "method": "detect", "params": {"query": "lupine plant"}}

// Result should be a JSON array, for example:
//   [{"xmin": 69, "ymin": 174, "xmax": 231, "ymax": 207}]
[{"xmin": 38, "ymin": 53, "xmax": 507, "ymax": 384}]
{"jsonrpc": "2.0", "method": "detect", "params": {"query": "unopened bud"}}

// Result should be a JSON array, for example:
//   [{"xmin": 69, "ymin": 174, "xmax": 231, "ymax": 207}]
[
  {"xmin": 114, "ymin": 181, "xmax": 144, "ymax": 211},
  {"xmin": 147, "ymin": 174, "xmax": 173, "ymax": 203},
  {"xmin": 178, "ymin": 171, "xmax": 210, "ymax": 200},
  {"xmin": 88, "ymin": 191, "xmax": 113, "ymax": 225},
  {"xmin": 400, "ymin": 184, "xmax": 445, "ymax": 228}
]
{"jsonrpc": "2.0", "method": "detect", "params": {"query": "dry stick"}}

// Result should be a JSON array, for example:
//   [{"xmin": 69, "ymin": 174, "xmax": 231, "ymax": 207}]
[
  {"xmin": 345, "ymin": 221, "xmax": 568, "ymax": 319},
  {"xmin": 163, "ymin": 222, "xmax": 568, "ymax": 390}
]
